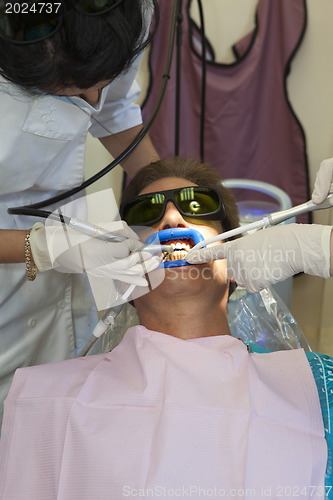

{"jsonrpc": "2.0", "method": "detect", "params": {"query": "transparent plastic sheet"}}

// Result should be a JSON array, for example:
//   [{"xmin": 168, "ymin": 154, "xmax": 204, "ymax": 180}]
[
  {"xmin": 227, "ymin": 286, "xmax": 311, "ymax": 351},
  {"xmin": 100, "ymin": 286, "xmax": 310, "ymax": 354},
  {"xmin": 101, "ymin": 302, "xmax": 140, "ymax": 353}
]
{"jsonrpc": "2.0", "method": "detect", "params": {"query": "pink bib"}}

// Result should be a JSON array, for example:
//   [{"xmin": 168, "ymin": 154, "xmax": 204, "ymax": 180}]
[{"xmin": 0, "ymin": 327, "xmax": 327, "ymax": 499}]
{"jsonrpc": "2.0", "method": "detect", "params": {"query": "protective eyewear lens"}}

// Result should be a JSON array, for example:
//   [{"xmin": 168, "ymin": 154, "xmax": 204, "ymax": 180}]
[
  {"xmin": 0, "ymin": 0, "xmax": 124, "ymax": 43},
  {"xmin": 75, "ymin": 0, "xmax": 124, "ymax": 14},
  {"xmin": 121, "ymin": 187, "xmax": 225, "ymax": 226},
  {"xmin": 0, "ymin": 1, "xmax": 62, "ymax": 43}
]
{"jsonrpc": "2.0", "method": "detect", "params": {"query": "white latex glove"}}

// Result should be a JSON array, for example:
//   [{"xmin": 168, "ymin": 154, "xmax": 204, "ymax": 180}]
[
  {"xmin": 312, "ymin": 157, "xmax": 333, "ymax": 205},
  {"xmin": 186, "ymin": 224, "xmax": 332, "ymax": 293},
  {"xmin": 30, "ymin": 221, "xmax": 160, "ymax": 287}
]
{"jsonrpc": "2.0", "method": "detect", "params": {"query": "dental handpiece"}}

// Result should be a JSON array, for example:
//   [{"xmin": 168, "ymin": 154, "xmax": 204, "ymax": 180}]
[
  {"xmin": 191, "ymin": 193, "xmax": 333, "ymax": 251},
  {"xmin": 67, "ymin": 217, "xmax": 174, "ymax": 254}
]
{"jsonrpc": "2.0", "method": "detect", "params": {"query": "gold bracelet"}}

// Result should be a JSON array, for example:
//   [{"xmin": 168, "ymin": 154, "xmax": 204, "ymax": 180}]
[{"xmin": 25, "ymin": 229, "xmax": 37, "ymax": 282}]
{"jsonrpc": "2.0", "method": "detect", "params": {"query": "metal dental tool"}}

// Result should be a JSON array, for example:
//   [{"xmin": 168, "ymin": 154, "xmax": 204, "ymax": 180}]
[
  {"xmin": 69, "ymin": 218, "xmax": 174, "ymax": 254},
  {"xmin": 49, "ymin": 213, "xmax": 174, "ymax": 255},
  {"xmin": 190, "ymin": 193, "xmax": 333, "ymax": 251}
]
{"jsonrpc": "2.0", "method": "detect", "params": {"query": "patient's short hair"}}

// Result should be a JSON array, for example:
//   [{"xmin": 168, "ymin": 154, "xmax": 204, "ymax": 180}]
[{"xmin": 121, "ymin": 156, "xmax": 240, "ymax": 235}]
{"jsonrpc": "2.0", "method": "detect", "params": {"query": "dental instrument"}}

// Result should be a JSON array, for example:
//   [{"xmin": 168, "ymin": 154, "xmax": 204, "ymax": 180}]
[
  {"xmin": 145, "ymin": 227, "xmax": 204, "ymax": 267},
  {"xmin": 189, "ymin": 193, "xmax": 333, "ymax": 251},
  {"xmin": 65, "ymin": 216, "xmax": 174, "ymax": 254},
  {"xmin": 78, "ymin": 304, "xmax": 125, "ymax": 356},
  {"xmin": 17, "ymin": 207, "xmax": 174, "ymax": 255}
]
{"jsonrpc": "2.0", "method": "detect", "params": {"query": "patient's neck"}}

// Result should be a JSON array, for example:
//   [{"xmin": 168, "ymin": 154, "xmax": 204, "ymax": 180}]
[{"xmin": 134, "ymin": 273, "xmax": 231, "ymax": 340}]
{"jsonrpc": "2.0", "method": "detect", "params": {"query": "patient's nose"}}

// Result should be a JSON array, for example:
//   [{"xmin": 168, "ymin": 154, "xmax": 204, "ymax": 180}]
[{"xmin": 158, "ymin": 202, "xmax": 187, "ymax": 230}]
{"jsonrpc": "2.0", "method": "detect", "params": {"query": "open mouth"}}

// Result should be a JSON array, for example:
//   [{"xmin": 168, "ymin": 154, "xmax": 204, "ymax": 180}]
[
  {"xmin": 144, "ymin": 228, "xmax": 204, "ymax": 268},
  {"xmin": 162, "ymin": 238, "xmax": 195, "ymax": 262}
]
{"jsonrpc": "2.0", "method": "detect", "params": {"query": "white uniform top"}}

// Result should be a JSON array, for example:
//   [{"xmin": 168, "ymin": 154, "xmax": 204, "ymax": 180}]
[{"xmin": 0, "ymin": 50, "xmax": 145, "ymax": 423}]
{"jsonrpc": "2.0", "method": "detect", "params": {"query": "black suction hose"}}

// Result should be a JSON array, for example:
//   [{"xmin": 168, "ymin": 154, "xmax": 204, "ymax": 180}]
[
  {"xmin": 197, "ymin": 0, "xmax": 206, "ymax": 162},
  {"xmin": 174, "ymin": 0, "xmax": 183, "ymax": 156}
]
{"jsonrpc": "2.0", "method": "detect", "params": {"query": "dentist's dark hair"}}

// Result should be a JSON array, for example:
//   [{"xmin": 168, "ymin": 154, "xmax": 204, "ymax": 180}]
[
  {"xmin": 0, "ymin": 0, "xmax": 158, "ymax": 94},
  {"xmin": 122, "ymin": 156, "xmax": 240, "ymax": 235}
]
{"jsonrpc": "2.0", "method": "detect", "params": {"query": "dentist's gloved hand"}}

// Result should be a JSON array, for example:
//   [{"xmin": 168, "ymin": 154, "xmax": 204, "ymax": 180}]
[
  {"xmin": 186, "ymin": 224, "xmax": 332, "ymax": 293},
  {"xmin": 30, "ymin": 221, "xmax": 160, "ymax": 286},
  {"xmin": 312, "ymin": 157, "xmax": 333, "ymax": 205}
]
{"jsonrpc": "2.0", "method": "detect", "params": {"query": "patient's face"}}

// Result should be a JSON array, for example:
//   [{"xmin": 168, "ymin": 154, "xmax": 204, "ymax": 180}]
[
  {"xmin": 139, "ymin": 177, "xmax": 223, "ymax": 242},
  {"xmin": 137, "ymin": 177, "xmax": 229, "ymax": 296}
]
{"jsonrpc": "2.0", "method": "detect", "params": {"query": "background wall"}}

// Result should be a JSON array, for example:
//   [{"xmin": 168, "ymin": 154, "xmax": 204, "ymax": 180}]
[{"xmin": 84, "ymin": 0, "xmax": 333, "ymax": 354}]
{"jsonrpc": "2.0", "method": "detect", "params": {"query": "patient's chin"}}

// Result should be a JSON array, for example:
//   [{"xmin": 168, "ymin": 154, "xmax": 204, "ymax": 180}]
[{"xmin": 163, "ymin": 262, "xmax": 227, "ymax": 293}]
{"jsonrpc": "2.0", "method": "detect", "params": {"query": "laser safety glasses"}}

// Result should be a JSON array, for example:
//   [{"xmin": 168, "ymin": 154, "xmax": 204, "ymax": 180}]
[
  {"xmin": 120, "ymin": 186, "xmax": 226, "ymax": 227},
  {"xmin": 0, "ymin": 0, "xmax": 124, "ymax": 43}
]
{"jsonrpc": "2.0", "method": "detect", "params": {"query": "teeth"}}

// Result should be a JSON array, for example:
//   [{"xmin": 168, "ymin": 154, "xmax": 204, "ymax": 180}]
[
  {"xmin": 164, "ymin": 250, "xmax": 187, "ymax": 262},
  {"xmin": 169, "ymin": 241, "xmax": 191, "ymax": 252},
  {"xmin": 162, "ymin": 239, "xmax": 193, "ymax": 262}
]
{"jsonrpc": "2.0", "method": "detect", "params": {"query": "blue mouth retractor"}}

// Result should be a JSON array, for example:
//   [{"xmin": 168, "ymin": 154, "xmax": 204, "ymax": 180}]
[{"xmin": 144, "ymin": 228, "xmax": 204, "ymax": 267}]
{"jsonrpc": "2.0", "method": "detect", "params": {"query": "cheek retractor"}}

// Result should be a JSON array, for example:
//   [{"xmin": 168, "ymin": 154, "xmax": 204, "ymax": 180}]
[{"xmin": 144, "ymin": 227, "xmax": 205, "ymax": 267}]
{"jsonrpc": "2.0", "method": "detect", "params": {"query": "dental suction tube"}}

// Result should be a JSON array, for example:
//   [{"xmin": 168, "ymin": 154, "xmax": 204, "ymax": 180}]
[
  {"xmin": 191, "ymin": 193, "xmax": 333, "ymax": 251},
  {"xmin": 78, "ymin": 304, "xmax": 124, "ymax": 357}
]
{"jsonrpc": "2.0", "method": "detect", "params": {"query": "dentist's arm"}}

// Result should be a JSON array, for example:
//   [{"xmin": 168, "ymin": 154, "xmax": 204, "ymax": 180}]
[
  {"xmin": 29, "ymin": 221, "xmax": 160, "ymax": 285},
  {"xmin": 0, "ymin": 221, "xmax": 160, "ymax": 288},
  {"xmin": 99, "ymin": 125, "xmax": 159, "ymax": 178},
  {"xmin": 186, "ymin": 224, "xmax": 333, "ymax": 293}
]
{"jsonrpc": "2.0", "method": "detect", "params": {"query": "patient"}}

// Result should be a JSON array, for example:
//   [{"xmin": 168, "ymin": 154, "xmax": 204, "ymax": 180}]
[{"xmin": 0, "ymin": 157, "xmax": 332, "ymax": 500}]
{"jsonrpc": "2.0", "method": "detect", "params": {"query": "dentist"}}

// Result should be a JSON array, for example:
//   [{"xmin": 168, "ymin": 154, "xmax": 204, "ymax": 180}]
[{"xmin": 0, "ymin": 0, "xmax": 159, "ymax": 424}]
